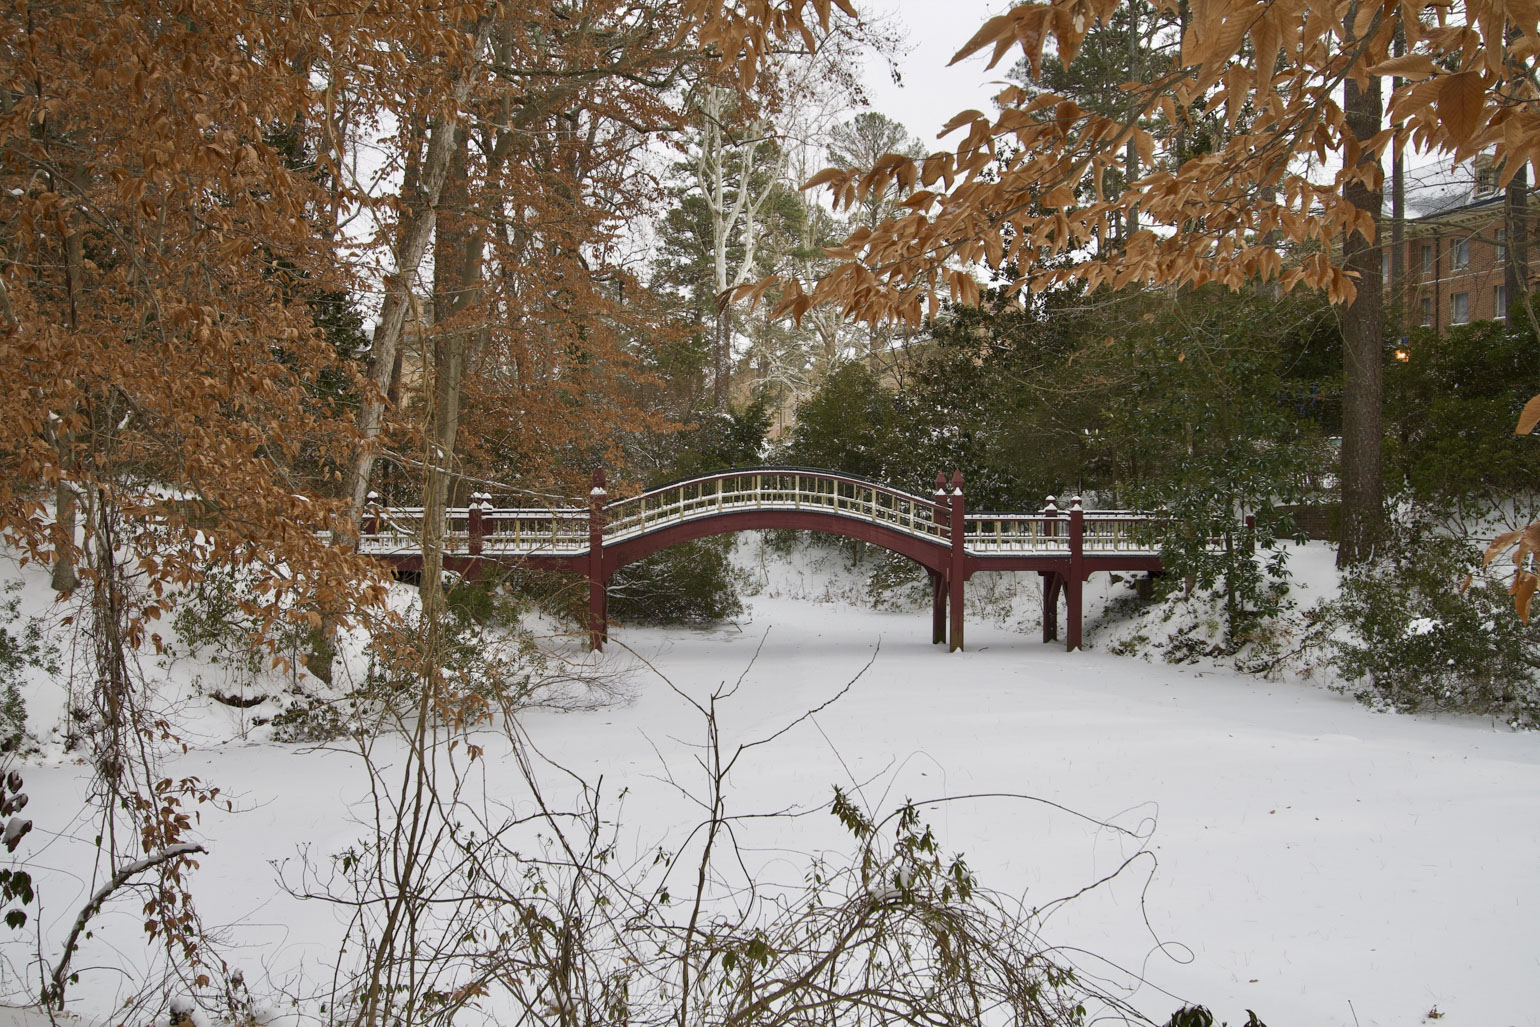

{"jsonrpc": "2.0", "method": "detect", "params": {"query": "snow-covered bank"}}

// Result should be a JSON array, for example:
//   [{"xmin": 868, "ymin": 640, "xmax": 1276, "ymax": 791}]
[{"xmin": 1, "ymin": 541, "xmax": 1537, "ymax": 1026}]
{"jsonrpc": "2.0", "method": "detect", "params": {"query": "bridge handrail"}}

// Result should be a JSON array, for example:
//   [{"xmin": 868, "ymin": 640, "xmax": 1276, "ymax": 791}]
[
  {"xmin": 355, "ymin": 476, "xmax": 1238, "ymax": 560},
  {"xmin": 605, "ymin": 468, "xmax": 948, "ymax": 543},
  {"xmin": 628, "ymin": 464, "xmax": 937, "ymax": 498}
]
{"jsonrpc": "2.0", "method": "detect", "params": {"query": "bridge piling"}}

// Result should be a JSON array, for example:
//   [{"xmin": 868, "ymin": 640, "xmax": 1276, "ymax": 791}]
[
  {"xmin": 932, "ymin": 474, "xmax": 948, "ymax": 645},
  {"xmin": 1066, "ymin": 497, "xmax": 1085, "ymax": 651},
  {"xmin": 468, "ymin": 493, "xmax": 485, "ymax": 557},
  {"xmin": 1041, "ymin": 497, "xmax": 1060, "ymax": 643},
  {"xmin": 1041, "ymin": 572, "xmax": 1060, "ymax": 642},
  {"xmin": 588, "ymin": 469, "xmax": 607, "ymax": 651},
  {"xmin": 948, "ymin": 470, "xmax": 966, "ymax": 652}
]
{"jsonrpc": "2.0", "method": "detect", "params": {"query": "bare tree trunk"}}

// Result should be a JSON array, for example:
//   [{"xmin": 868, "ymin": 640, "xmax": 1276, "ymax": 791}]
[
  {"xmin": 1337, "ymin": 72, "xmax": 1385, "ymax": 567},
  {"xmin": 1507, "ymin": 164, "xmax": 1533, "ymax": 332},
  {"xmin": 345, "ymin": 19, "xmax": 491, "ymax": 518},
  {"xmin": 1389, "ymin": 22, "xmax": 1406, "ymax": 331},
  {"xmin": 713, "ymin": 306, "xmax": 732, "ymax": 410},
  {"xmin": 51, "ymin": 482, "xmax": 77, "ymax": 592}
]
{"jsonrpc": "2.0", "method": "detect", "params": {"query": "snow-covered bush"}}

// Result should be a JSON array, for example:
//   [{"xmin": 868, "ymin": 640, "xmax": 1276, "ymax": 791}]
[
  {"xmin": 608, "ymin": 538, "xmax": 745, "ymax": 625},
  {"xmin": 1317, "ymin": 526, "xmax": 1540, "ymax": 728},
  {"xmin": 0, "ymin": 583, "xmax": 58, "ymax": 753},
  {"xmin": 863, "ymin": 549, "xmax": 930, "ymax": 610}
]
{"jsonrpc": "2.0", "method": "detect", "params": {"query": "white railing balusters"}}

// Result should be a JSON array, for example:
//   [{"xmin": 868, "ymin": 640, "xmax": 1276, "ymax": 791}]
[{"xmin": 355, "ymin": 473, "xmax": 1189, "ymax": 561}]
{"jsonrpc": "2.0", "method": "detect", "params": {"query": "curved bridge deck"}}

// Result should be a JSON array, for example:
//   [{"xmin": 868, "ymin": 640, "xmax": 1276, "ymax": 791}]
[{"xmin": 359, "ymin": 468, "xmax": 1236, "ymax": 652}]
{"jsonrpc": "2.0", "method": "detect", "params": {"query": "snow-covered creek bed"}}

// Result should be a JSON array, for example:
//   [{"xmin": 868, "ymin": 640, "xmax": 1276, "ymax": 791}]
[{"xmin": 4, "ymin": 547, "xmax": 1539, "ymax": 1027}]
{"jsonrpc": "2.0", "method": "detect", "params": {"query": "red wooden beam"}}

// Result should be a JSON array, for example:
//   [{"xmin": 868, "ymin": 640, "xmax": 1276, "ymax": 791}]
[
  {"xmin": 948, "ymin": 470, "xmax": 965, "ymax": 652},
  {"xmin": 933, "ymin": 473, "xmax": 947, "ymax": 645},
  {"xmin": 1067, "ymin": 497, "xmax": 1084, "ymax": 651},
  {"xmin": 588, "ymin": 468, "xmax": 607, "ymax": 651}
]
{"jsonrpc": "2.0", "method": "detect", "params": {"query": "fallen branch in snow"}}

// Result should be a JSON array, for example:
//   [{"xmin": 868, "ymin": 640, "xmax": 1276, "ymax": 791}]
[
  {"xmin": 48, "ymin": 842, "xmax": 207, "ymax": 1008},
  {"xmin": 210, "ymin": 690, "xmax": 268, "ymax": 709}
]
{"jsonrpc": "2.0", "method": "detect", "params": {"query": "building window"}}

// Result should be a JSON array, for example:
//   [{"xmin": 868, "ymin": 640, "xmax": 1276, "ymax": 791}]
[
  {"xmin": 1451, "ymin": 239, "xmax": 1470, "ymax": 270},
  {"xmin": 1495, "ymin": 283, "xmax": 1507, "ymax": 319},
  {"xmin": 1496, "ymin": 227, "xmax": 1507, "ymax": 263},
  {"xmin": 1381, "ymin": 249, "xmax": 1391, "ymax": 279},
  {"xmin": 1451, "ymin": 291, "xmax": 1470, "ymax": 324},
  {"xmin": 1475, "ymin": 160, "xmax": 1498, "ymax": 197},
  {"xmin": 1421, "ymin": 297, "xmax": 1432, "ymax": 326},
  {"xmin": 1421, "ymin": 243, "xmax": 1434, "ymax": 275}
]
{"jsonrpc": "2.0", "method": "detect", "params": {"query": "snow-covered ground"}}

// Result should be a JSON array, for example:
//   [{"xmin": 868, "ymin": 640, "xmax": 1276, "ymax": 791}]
[{"xmin": 2, "ymin": 538, "xmax": 1538, "ymax": 1026}]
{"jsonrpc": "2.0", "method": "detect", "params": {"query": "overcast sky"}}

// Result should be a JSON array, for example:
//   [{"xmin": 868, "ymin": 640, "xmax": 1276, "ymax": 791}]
[{"xmin": 858, "ymin": 0, "xmax": 1018, "ymax": 151}]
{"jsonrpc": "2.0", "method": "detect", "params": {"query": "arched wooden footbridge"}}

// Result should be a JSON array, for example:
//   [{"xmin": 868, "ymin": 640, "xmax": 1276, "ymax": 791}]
[{"xmin": 359, "ymin": 468, "xmax": 1230, "ymax": 653}]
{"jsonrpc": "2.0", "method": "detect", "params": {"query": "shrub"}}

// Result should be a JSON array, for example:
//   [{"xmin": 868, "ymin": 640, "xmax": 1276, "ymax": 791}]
[
  {"xmin": 0, "ymin": 583, "xmax": 58, "ymax": 753},
  {"xmin": 268, "ymin": 697, "xmax": 347, "ymax": 744},
  {"xmin": 864, "ymin": 550, "xmax": 930, "ymax": 610},
  {"xmin": 608, "ymin": 538, "xmax": 744, "ymax": 626},
  {"xmin": 1317, "ymin": 525, "xmax": 1540, "ymax": 728}
]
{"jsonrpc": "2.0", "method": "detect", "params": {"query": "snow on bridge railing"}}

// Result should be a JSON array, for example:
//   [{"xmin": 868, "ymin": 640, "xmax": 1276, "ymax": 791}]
[
  {"xmin": 476, "ymin": 507, "xmax": 588, "ymax": 553},
  {"xmin": 603, "ymin": 468, "xmax": 948, "ymax": 544},
  {"xmin": 964, "ymin": 510, "xmax": 1171, "ymax": 554},
  {"xmin": 355, "ymin": 476, "xmax": 1237, "ymax": 561},
  {"xmin": 357, "ymin": 498, "xmax": 588, "ymax": 556}
]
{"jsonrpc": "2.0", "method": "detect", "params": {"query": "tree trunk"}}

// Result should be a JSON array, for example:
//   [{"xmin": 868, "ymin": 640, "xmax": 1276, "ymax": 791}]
[
  {"xmin": 1389, "ymin": 23, "xmax": 1406, "ymax": 331},
  {"xmin": 713, "ymin": 305, "xmax": 731, "ymax": 410},
  {"xmin": 345, "ymin": 18, "xmax": 490, "ymax": 518},
  {"xmin": 50, "ymin": 482, "xmax": 77, "ymax": 592},
  {"xmin": 1337, "ymin": 72, "xmax": 1385, "ymax": 568},
  {"xmin": 1507, "ymin": 164, "xmax": 1532, "ymax": 330}
]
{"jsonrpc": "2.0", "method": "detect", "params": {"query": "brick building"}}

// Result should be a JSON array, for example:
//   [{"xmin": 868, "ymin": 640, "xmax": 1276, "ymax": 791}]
[{"xmin": 1386, "ymin": 172, "xmax": 1537, "ymax": 331}]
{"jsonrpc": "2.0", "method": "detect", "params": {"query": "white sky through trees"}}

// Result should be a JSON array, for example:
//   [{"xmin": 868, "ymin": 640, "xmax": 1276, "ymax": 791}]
[{"xmin": 859, "ymin": 0, "xmax": 1014, "ymax": 149}]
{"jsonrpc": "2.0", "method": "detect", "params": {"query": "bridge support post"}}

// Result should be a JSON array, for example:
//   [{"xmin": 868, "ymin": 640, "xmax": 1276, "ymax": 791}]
[
  {"xmin": 468, "ymin": 493, "xmax": 485, "ymax": 557},
  {"xmin": 930, "ymin": 571, "xmax": 946, "ymax": 644},
  {"xmin": 932, "ymin": 475, "xmax": 948, "ymax": 645},
  {"xmin": 588, "ymin": 469, "xmax": 607, "ymax": 652},
  {"xmin": 1040, "ymin": 572, "xmax": 1060, "ymax": 642},
  {"xmin": 1041, "ymin": 497, "xmax": 1060, "ymax": 643},
  {"xmin": 948, "ymin": 470, "xmax": 965, "ymax": 652},
  {"xmin": 1066, "ymin": 497, "xmax": 1084, "ymax": 651},
  {"xmin": 364, "ymin": 492, "xmax": 380, "ymax": 537}
]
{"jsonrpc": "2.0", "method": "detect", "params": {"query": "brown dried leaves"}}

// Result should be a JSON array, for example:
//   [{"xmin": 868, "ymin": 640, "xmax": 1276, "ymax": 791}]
[
  {"xmin": 795, "ymin": 0, "xmax": 1540, "ymax": 326},
  {"xmin": 1482, "ymin": 524, "xmax": 1540, "ymax": 622}
]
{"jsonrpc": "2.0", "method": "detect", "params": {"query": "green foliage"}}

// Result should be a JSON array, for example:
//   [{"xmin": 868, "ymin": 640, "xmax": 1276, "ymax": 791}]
[
  {"xmin": 0, "ymin": 767, "xmax": 34, "ymax": 930},
  {"xmin": 864, "ymin": 550, "xmax": 931, "ymax": 610},
  {"xmin": 1162, "ymin": 1005, "xmax": 1267, "ymax": 1027},
  {"xmin": 0, "ymin": 686, "xmax": 25, "ymax": 756},
  {"xmin": 169, "ymin": 569, "xmax": 269, "ymax": 681},
  {"xmin": 1109, "ymin": 291, "xmax": 1331, "ymax": 639},
  {"xmin": 445, "ymin": 569, "xmax": 527, "ymax": 630},
  {"xmin": 268, "ymin": 697, "xmax": 347, "ymax": 744},
  {"xmin": 0, "ymin": 583, "xmax": 58, "ymax": 753},
  {"xmin": 608, "ymin": 538, "xmax": 745, "ymax": 626},
  {"xmin": 1315, "ymin": 524, "xmax": 1540, "ymax": 728},
  {"xmin": 1385, "ymin": 317, "xmax": 1540, "ymax": 509},
  {"xmin": 779, "ymin": 362, "xmax": 899, "ymax": 480},
  {"xmin": 658, "ymin": 400, "xmax": 771, "ymax": 483},
  {"xmin": 889, "ymin": 290, "xmax": 1103, "ymax": 509},
  {"xmin": 773, "ymin": 288, "xmax": 1333, "ymax": 636}
]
